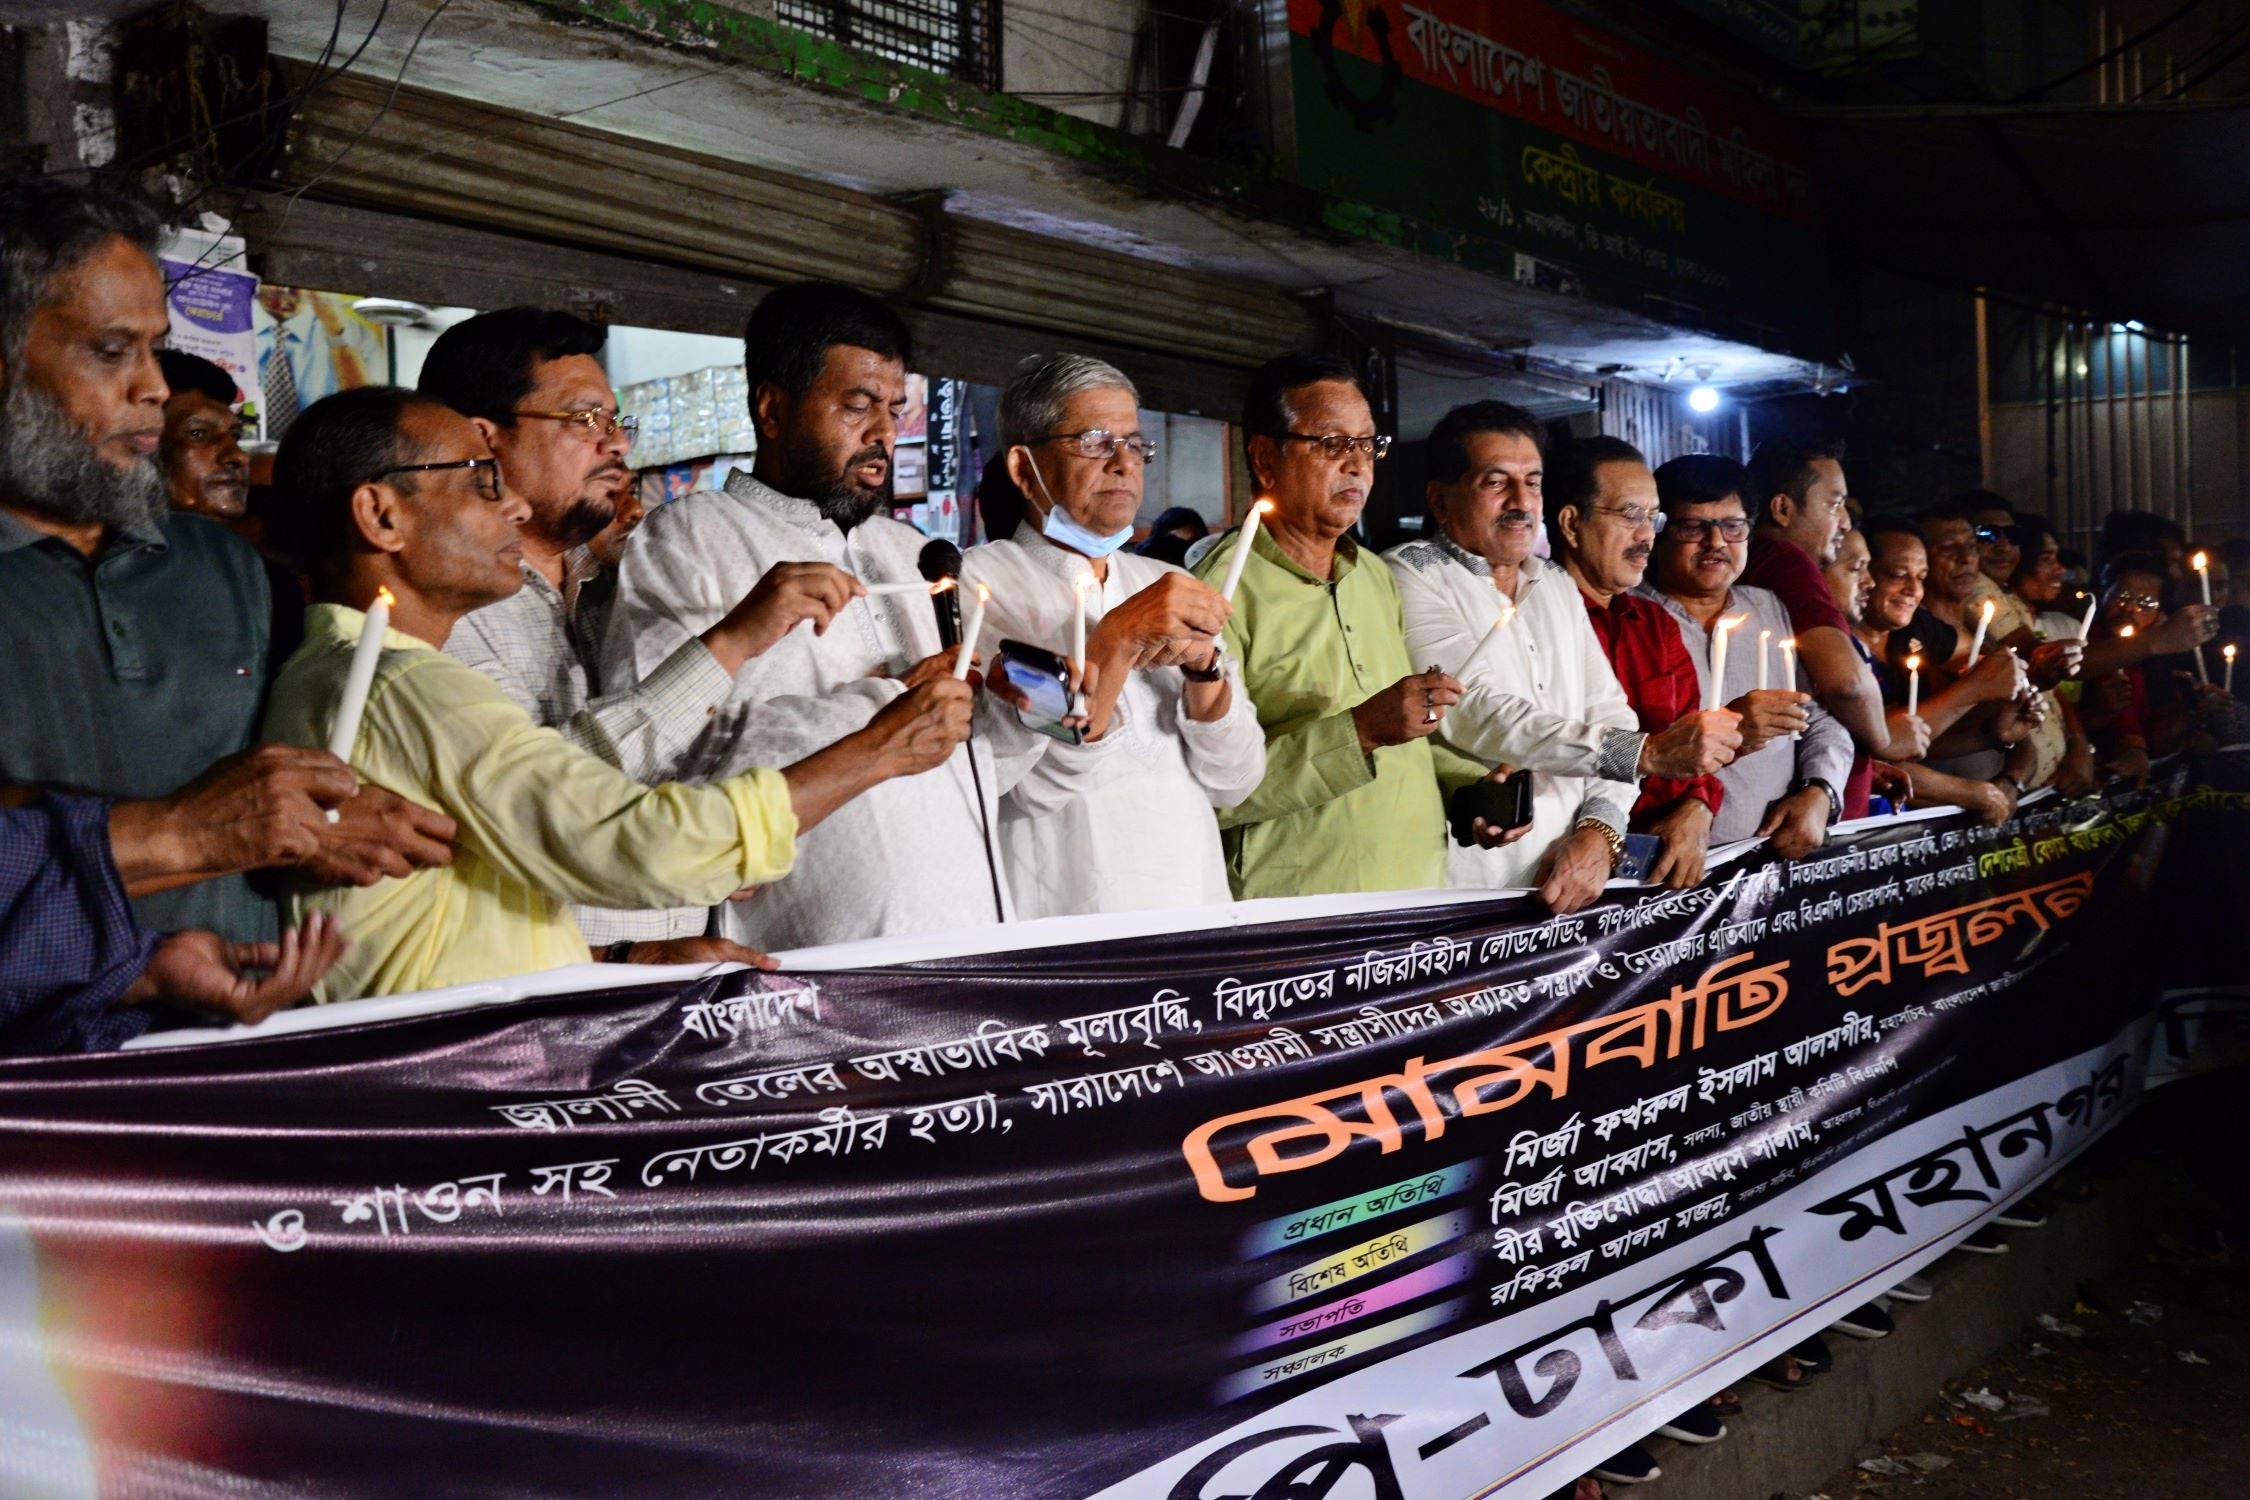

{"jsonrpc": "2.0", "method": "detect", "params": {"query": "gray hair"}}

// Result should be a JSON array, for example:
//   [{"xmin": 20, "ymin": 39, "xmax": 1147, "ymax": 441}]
[
  {"xmin": 0, "ymin": 176, "xmax": 165, "ymax": 362},
  {"xmin": 999, "ymin": 352, "xmax": 1139, "ymax": 449}
]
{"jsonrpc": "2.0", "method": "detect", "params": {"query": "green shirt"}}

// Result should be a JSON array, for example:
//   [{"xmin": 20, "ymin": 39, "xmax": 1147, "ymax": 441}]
[
  {"xmin": 1194, "ymin": 525, "xmax": 1449, "ymax": 899},
  {"xmin": 0, "ymin": 508, "xmax": 277, "ymax": 943}
]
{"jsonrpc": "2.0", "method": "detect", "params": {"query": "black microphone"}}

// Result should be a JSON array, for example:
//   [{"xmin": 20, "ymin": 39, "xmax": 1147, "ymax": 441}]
[{"xmin": 918, "ymin": 539, "xmax": 964, "ymax": 650}]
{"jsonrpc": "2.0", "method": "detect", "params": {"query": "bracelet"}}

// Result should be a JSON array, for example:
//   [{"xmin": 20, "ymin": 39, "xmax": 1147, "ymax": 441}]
[{"xmin": 1573, "ymin": 817, "xmax": 1625, "ymax": 873}]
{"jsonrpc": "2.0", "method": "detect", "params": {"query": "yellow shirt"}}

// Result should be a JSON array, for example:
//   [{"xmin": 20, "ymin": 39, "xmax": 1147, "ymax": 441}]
[{"xmin": 263, "ymin": 604, "xmax": 798, "ymax": 1001}]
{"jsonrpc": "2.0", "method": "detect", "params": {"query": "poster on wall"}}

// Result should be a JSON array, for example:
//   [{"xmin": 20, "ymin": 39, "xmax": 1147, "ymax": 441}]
[
  {"xmin": 159, "ymin": 228, "xmax": 260, "ymax": 415},
  {"xmin": 254, "ymin": 288, "xmax": 389, "ymax": 441}
]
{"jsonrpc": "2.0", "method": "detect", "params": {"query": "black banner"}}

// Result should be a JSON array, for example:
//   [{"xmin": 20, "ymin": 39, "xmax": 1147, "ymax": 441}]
[{"xmin": 0, "ymin": 757, "xmax": 2243, "ymax": 1498}]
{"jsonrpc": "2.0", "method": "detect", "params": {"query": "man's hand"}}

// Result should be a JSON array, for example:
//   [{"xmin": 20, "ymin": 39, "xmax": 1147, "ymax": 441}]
[
  {"xmin": 708, "ymin": 562, "xmax": 863, "ymax": 669},
  {"xmin": 1353, "ymin": 671, "xmax": 1461, "ymax": 752},
  {"xmin": 1962, "ymin": 647, "xmax": 2026, "ymax": 702},
  {"xmin": 1883, "ymin": 710, "xmax": 1934, "ymax": 763},
  {"xmin": 891, "ymin": 648, "xmax": 966, "ymax": 692},
  {"xmin": 2052, "ymin": 740, "xmax": 2100, "ymax": 798},
  {"xmin": 1755, "ymin": 787, "xmax": 1829, "ymax": 859},
  {"xmin": 1537, "ymin": 827, "xmax": 1614, "ymax": 914},
  {"xmin": 620, "ymin": 936, "xmax": 777, "ymax": 970},
  {"xmin": 1724, "ymin": 691, "xmax": 1809, "ymax": 758},
  {"xmin": 1467, "ymin": 764, "xmax": 1534, "ymax": 849},
  {"xmin": 1645, "ymin": 797, "xmax": 1714, "ymax": 889},
  {"xmin": 125, "ymin": 912, "xmax": 347, "ymax": 1026},
  {"xmin": 1091, "ymin": 573, "xmax": 1229, "ymax": 671},
  {"xmin": 1639, "ymin": 709, "xmax": 1742, "ymax": 779},
  {"xmin": 1991, "ymin": 696, "xmax": 2038, "ymax": 747},
  {"xmin": 299, "ymin": 785, "xmax": 456, "ymax": 887},
  {"xmin": 2147, "ymin": 602, "xmax": 2219, "ymax": 657},
  {"xmin": 111, "ymin": 745, "xmax": 360, "ymax": 895},
  {"xmin": 2025, "ymin": 638, "xmax": 2084, "ymax": 689},
  {"xmin": 864, "ymin": 678, "xmax": 975, "ymax": 779},
  {"xmin": 2101, "ymin": 743, "xmax": 2151, "ymax": 786}
]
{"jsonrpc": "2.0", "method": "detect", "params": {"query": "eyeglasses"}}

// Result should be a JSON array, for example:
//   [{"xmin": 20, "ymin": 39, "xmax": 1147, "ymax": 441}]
[
  {"xmin": 1590, "ymin": 503, "xmax": 1667, "ymax": 533},
  {"xmin": 514, "ymin": 408, "xmax": 640, "ymax": 442},
  {"xmin": 1973, "ymin": 525, "xmax": 2016, "ymax": 545},
  {"xmin": 2111, "ymin": 590, "xmax": 2161, "ymax": 611},
  {"xmin": 1668, "ymin": 516, "xmax": 1751, "ymax": 543},
  {"xmin": 1281, "ymin": 432, "xmax": 1393, "ymax": 460},
  {"xmin": 1048, "ymin": 429, "xmax": 1158, "ymax": 462},
  {"xmin": 374, "ymin": 455, "xmax": 505, "ymax": 501}
]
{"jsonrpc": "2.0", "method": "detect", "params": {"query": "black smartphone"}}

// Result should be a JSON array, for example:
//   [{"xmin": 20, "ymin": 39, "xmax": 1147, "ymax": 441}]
[
  {"xmin": 1447, "ymin": 772, "xmax": 1534, "ymax": 847},
  {"xmin": 994, "ymin": 639, "xmax": 1083, "ymax": 745}
]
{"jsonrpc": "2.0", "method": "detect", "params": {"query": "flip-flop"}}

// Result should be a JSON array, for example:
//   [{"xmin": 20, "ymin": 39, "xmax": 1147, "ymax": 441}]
[
  {"xmin": 1746, "ymin": 1355, "xmax": 1810, "ymax": 1391},
  {"xmin": 1707, "ymin": 1388, "xmax": 1744, "ymax": 1417}
]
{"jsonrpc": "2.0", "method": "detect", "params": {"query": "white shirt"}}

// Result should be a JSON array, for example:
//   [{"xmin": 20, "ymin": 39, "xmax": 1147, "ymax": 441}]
[
  {"xmin": 963, "ymin": 527, "xmax": 1266, "ymax": 918},
  {"xmin": 1388, "ymin": 538, "xmax": 1640, "ymax": 889},
  {"xmin": 602, "ymin": 470, "xmax": 1096, "ymax": 952}
]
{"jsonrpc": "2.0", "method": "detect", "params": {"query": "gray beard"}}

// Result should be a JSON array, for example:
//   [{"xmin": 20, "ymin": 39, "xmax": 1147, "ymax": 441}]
[{"xmin": 0, "ymin": 381, "xmax": 168, "ymax": 535}]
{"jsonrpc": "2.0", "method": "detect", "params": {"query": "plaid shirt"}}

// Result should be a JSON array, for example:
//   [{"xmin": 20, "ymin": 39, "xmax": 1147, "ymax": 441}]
[
  {"xmin": 445, "ymin": 549, "xmax": 734, "ymax": 945},
  {"xmin": 1, "ymin": 793, "xmax": 158, "ymax": 1054}
]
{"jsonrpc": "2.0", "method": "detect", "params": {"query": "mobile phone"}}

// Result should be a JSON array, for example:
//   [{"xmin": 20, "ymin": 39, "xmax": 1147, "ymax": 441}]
[
  {"xmin": 1616, "ymin": 833, "xmax": 1661, "ymax": 882},
  {"xmin": 1447, "ymin": 772, "xmax": 1535, "ymax": 846},
  {"xmin": 994, "ymin": 639, "xmax": 1083, "ymax": 745}
]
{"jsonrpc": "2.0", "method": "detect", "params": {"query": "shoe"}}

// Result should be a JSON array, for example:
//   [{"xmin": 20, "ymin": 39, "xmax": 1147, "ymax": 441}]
[
  {"xmin": 1831, "ymin": 1301, "xmax": 1894, "ymax": 1339},
  {"xmin": 1656, "ymin": 1402, "xmax": 1726, "ymax": 1444},
  {"xmin": 1590, "ymin": 1444, "xmax": 1661, "ymax": 1485},
  {"xmin": 1957, "ymin": 1226, "xmax": 2011, "ymax": 1254},
  {"xmin": 1995, "ymin": 1192, "xmax": 2050, "ymax": 1229},
  {"xmin": 1789, "ymin": 1333, "xmax": 1833, "ymax": 1373},
  {"xmin": 1885, "ymin": 1273, "xmax": 1934, "ymax": 1304}
]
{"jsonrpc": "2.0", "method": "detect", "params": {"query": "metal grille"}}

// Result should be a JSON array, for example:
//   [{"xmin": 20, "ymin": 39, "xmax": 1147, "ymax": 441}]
[{"xmin": 778, "ymin": 0, "xmax": 1003, "ymax": 89}]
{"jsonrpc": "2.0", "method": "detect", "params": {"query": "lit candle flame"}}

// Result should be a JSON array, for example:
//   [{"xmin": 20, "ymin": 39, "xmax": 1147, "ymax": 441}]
[
  {"xmin": 2193, "ymin": 551, "xmax": 2209, "ymax": 573},
  {"xmin": 375, "ymin": 585, "xmax": 396, "ymax": 607},
  {"xmin": 1980, "ymin": 598, "xmax": 1996, "ymax": 623},
  {"xmin": 1716, "ymin": 613, "xmax": 1749, "ymax": 635},
  {"xmin": 1253, "ymin": 498, "xmax": 1276, "ymax": 516},
  {"xmin": 2229, "ymin": 645, "xmax": 2239, "ymax": 662},
  {"xmin": 2120, "ymin": 624, "xmax": 2136, "ymax": 638},
  {"xmin": 930, "ymin": 577, "xmax": 958, "ymax": 596},
  {"xmin": 1905, "ymin": 653, "xmax": 1921, "ymax": 672}
]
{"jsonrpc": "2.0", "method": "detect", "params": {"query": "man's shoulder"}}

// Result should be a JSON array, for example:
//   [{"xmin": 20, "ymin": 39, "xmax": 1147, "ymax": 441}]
[
  {"xmin": 159, "ymin": 510, "xmax": 267, "ymax": 580},
  {"xmin": 1383, "ymin": 538, "xmax": 1450, "ymax": 576}
]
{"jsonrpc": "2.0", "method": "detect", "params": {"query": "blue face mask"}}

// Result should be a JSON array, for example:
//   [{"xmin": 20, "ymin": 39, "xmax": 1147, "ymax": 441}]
[{"xmin": 1022, "ymin": 450, "xmax": 1134, "ymax": 560}]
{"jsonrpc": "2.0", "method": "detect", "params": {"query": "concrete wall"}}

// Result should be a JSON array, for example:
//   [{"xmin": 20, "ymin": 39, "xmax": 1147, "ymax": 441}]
[{"xmin": 1989, "ymin": 388, "xmax": 2250, "ymax": 548}]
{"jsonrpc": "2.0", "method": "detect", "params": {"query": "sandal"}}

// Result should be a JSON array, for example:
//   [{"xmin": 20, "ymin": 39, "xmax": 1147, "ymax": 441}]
[
  {"xmin": 1746, "ymin": 1354, "xmax": 1811, "ymax": 1391},
  {"xmin": 1707, "ymin": 1387, "xmax": 1744, "ymax": 1417}
]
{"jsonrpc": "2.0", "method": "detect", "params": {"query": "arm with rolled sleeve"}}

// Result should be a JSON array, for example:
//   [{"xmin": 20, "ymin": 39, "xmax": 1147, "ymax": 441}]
[
  {"xmin": 1793, "ymin": 693, "xmax": 1857, "ymax": 809},
  {"xmin": 358, "ymin": 654, "xmax": 798, "ymax": 911}
]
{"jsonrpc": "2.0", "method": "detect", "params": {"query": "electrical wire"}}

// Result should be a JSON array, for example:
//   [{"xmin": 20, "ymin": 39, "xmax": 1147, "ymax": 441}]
[
  {"xmin": 2009, "ymin": 0, "xmax": 2203, "ymax": 102},
  {"xmin": 277, "ymin": 0, "xmax": 454, "ymax": 224}
]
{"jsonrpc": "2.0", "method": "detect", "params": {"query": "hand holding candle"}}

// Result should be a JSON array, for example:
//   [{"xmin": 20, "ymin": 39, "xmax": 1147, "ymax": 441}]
[
  {"xmin": 325, "ymin": 586, "xmax": 394, "ymax": 823},
  {"xmin": 1965, "ymin": 597, "xmax": 1996, "ymax": 667},
  {"xmin": 952, "ymin": 583, "xmax": 989, "ymax": 681},
  {"xmin": 1905, "ymin": 652, "xmax": 1922, "ymax": 718},
  {"xmin": 1217, "ymin": 499, "xmax": 1274, "ymax": 604}
]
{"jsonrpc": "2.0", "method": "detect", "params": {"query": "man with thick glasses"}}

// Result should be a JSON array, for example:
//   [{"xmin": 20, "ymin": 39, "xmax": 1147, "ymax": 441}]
[
  {"xmin": 1389, "ymin": 409, "xmax": 1741, "ymax": 910},
  {"xmin": 260, "ymin": 387, "xmax": 971, "ymax": 1001},
  {"xmin": 421, "ymin": 309, "xmax": 861, "ymax": 960},
  {"xmin": 962, "ymin": 352, "xmax": 1264, "ymax": 917},
  {"xmin": 1644, "ymin": 457, "xmax": 1852, "ymax": 856},
  {"xmin": 1191, "ymin": 352, "xmax": 1460, "ymax": 898}
]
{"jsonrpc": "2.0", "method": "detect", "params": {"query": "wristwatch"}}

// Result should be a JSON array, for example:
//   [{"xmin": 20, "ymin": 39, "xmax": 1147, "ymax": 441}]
[
  {"xmin": 1790, "ymin": 776, "xmax": 1842, "ymax": 826},
  {"xmin": 1180, "ymin": 649, "xmax": 1224, "ymax": 683},
  {"xmin": 1572, "ymin": 817, "xmax": 1625, "ymax": 873}
]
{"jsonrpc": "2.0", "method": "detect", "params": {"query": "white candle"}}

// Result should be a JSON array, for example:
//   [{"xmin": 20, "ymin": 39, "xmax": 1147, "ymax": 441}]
[
  {"xmin": 2195, "ymin": 641, "xmax": 2211, "ymax": 685},
  {"xmin": 952, "ymin": 583, "xmax": 988, "ymax": 681},
  {"xmin": 1756, "ymin": 629, "xmax": 1771, "ymax": 692},
  {"xmin": 1779, "ymin": 636, "xmax": 1799, "ymax": 740},
  {"xmin": 1456, "ymin": 600, "xmax": 1517, "ymax": 676},
  {"xmin": 1905, "ymin": 652, "xmax": 1921, "ymax": 718},
  {"xmin": 1218, "ymin": 499, "xmax": 1274, "ymax": 603},
  {"xmin": 2227, "ymin": 644, "xmax": 2238, "ymax": 696},
  {"xmin": 1965, "ymin": 597, "xmax": 1996, "ymax": 667},
  {"xmin": 2078, "ymin": 596, "xmax": 2099, "ymax": 641},
  {"xmin": 2194, "ymin": 551, "xmax": 2212, "ymax": 607},
  {"xmin": 325, "ymin": 586, "xmax": 393, "ymax": 822},
  {"xmin": 863, "ymin": 580, "xmax": 943, "ymax": 597},
  {"xmin": 1706, "ymin": 613, "xmax": 1745, "ymax": 712}
]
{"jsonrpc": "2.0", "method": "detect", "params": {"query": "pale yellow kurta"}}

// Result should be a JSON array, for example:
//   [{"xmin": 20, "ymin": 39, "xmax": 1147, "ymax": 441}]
[{"xmin": 263, "ymin": 604, "xmax": 798, "ymax": 1002}]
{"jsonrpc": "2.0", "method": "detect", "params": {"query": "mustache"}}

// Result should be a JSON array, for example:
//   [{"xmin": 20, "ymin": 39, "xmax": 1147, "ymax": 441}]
[
  {"xmin": 849, "ymin": 444, "xmax": 889, "ymax": 468},
  {"xmin": 1695, "ymin": 550, "xmax": 1731, "ymax": 566},
  {"xmin": 1494, "ymin": 509, "xmax": 1536, "ymax": 530},
  {"xmin": 1624, "ymin": 544, "xmax": 1652, "ymax": 563}
]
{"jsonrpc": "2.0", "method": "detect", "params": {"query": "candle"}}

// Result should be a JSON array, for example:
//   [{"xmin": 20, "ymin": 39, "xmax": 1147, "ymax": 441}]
[
  {"xmin": 1965, "ymin": 597, "xmax": 1996, "ymax": 667},
  {"xmin": 863, "ymin": 580, "xmax": 947, "ymax": 597},
  {"xmin": 2119, "ymin": 624, "xmax": 2136, "ymax": 639},
  {"xmin": 325, "ymin": 586, "xmax": 393, "ymax": 822},
  {"xmin": 1705, "ymin": 613, "xmax": 1746, "ymax": 712},
  {"xmin": 1905, "ymin": 652, "xmax": 1921, "ymax": 718},
  {"xmin": 2194, "ymin": 550, "xmax": 2212, "ymax": 607},
  {"xmin": 2227, "ymin": 644, "xmax": 2238, "ymax": 696},
  {"xmin": 1456, "ymin": 600, "xmax": 1518, "ymax": 676},
  {"xmin": 1779, "ymin": 637, "xmax": 1800, "ymax": 740},
  {"xmin": 1756, "ymin": 629, "xmax": 1771, "ymax": 691},
  {"xmin": 1218, "ymin": 499, "xmax": 1274, "ymax": 603},
  {"xmin": 2194, "ymin": 640, "xmax": 2212, "ymax": 685},
  {"xmin": 2078, "ymin": 596, "xmax": 2099, "ymax": 641},
  {"xmin": 953, "ymin": 583, "xmax": 988, "ymax": 681}
]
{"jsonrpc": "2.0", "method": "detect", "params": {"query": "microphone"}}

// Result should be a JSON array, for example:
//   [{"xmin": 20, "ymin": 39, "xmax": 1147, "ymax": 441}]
[{"xmin": 918, "ymin": 539, "xmax": 964, "ymax": 650}]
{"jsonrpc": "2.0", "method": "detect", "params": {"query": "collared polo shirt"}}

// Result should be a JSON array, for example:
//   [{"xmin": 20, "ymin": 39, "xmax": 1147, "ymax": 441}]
[{"xmin": 0, "ymin": 508, "xmax": 276, "ymax": 942}]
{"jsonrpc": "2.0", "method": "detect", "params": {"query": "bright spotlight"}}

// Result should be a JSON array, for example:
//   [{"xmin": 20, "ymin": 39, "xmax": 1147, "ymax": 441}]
[
  {"xmin": 2124, "ymin": 319, "xmax": 2146, "ymax": 332},
  {"xmin": 1687, "ymin": 385, "xmax": 1721, "ymax": 414}
]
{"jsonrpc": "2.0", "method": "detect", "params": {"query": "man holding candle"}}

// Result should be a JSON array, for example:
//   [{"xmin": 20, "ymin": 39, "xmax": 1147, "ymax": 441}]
[
  {"xmin": 1388, "ymin": 413, "xmax": 1740, "ymax": 908},
  {"xmin": 262, "ymin": 387, "xmax": 971, "ymax": 1000},
  {"xmin": 605, "ymin": 283, "xmax": 1097, "ymax": 948},
  {"xmin": 1191, "ymin": 353, "xmax": 1459, "ymax": 898},
  {"xmin": 962, "ymin": 353, "xmax": 1264, "ymax": 917},
  {"xmin": 1643, "ymin": 458, "xmax": 1852, "ymax": 855},
  {"xmin": 0, "ymin": 174, "xmax": 456, "ymax": 959},
  {"xmin": 422, "ymin": 308, "xmax": 864, "ymax": 960}
]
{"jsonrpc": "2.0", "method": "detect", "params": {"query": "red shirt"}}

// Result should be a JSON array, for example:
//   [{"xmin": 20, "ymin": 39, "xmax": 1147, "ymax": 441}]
[
  {"xmin": 1741, "ymin": 535, "xmax": 1873, "ymax": 819},
  {"xmin": 1579, "ymin": 587, "xmax": 1724, "ymax": 824}
]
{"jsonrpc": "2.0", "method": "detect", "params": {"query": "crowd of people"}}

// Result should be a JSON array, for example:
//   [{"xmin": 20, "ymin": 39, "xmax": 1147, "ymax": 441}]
[{"xmin": 0, "ymin": 173, "xmax": 2242, "ymax": 1061}]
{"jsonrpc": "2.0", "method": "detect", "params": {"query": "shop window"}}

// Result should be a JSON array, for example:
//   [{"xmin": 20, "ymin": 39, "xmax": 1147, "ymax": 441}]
[{"xmin": 779, "ymin": 0, "xmax": 1004, "ymax": 90}]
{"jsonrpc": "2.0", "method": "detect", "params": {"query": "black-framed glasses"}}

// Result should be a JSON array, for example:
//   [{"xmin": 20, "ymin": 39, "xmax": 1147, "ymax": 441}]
[
  {"xmin": 514, "ymin": 408, "xmax": 640, "ymax": 442},
  {"xmin": 1048, "ymin": 429, "xmax": 1158, "ymax": 462},
  {"xmin": 1590, "ymin": 503, "xmax": 1667, "ymax": 533},
  {"xmin": 1281, "ymin": 432, "xmax": 1392, "ymax": 460},
  {"xmin": 374, "ymin": 455, "xmax": 505, "ymax": 500},
  {"xmin": 1669, "ymin": 515, "xmax": 1751, "ymax": 543}
]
